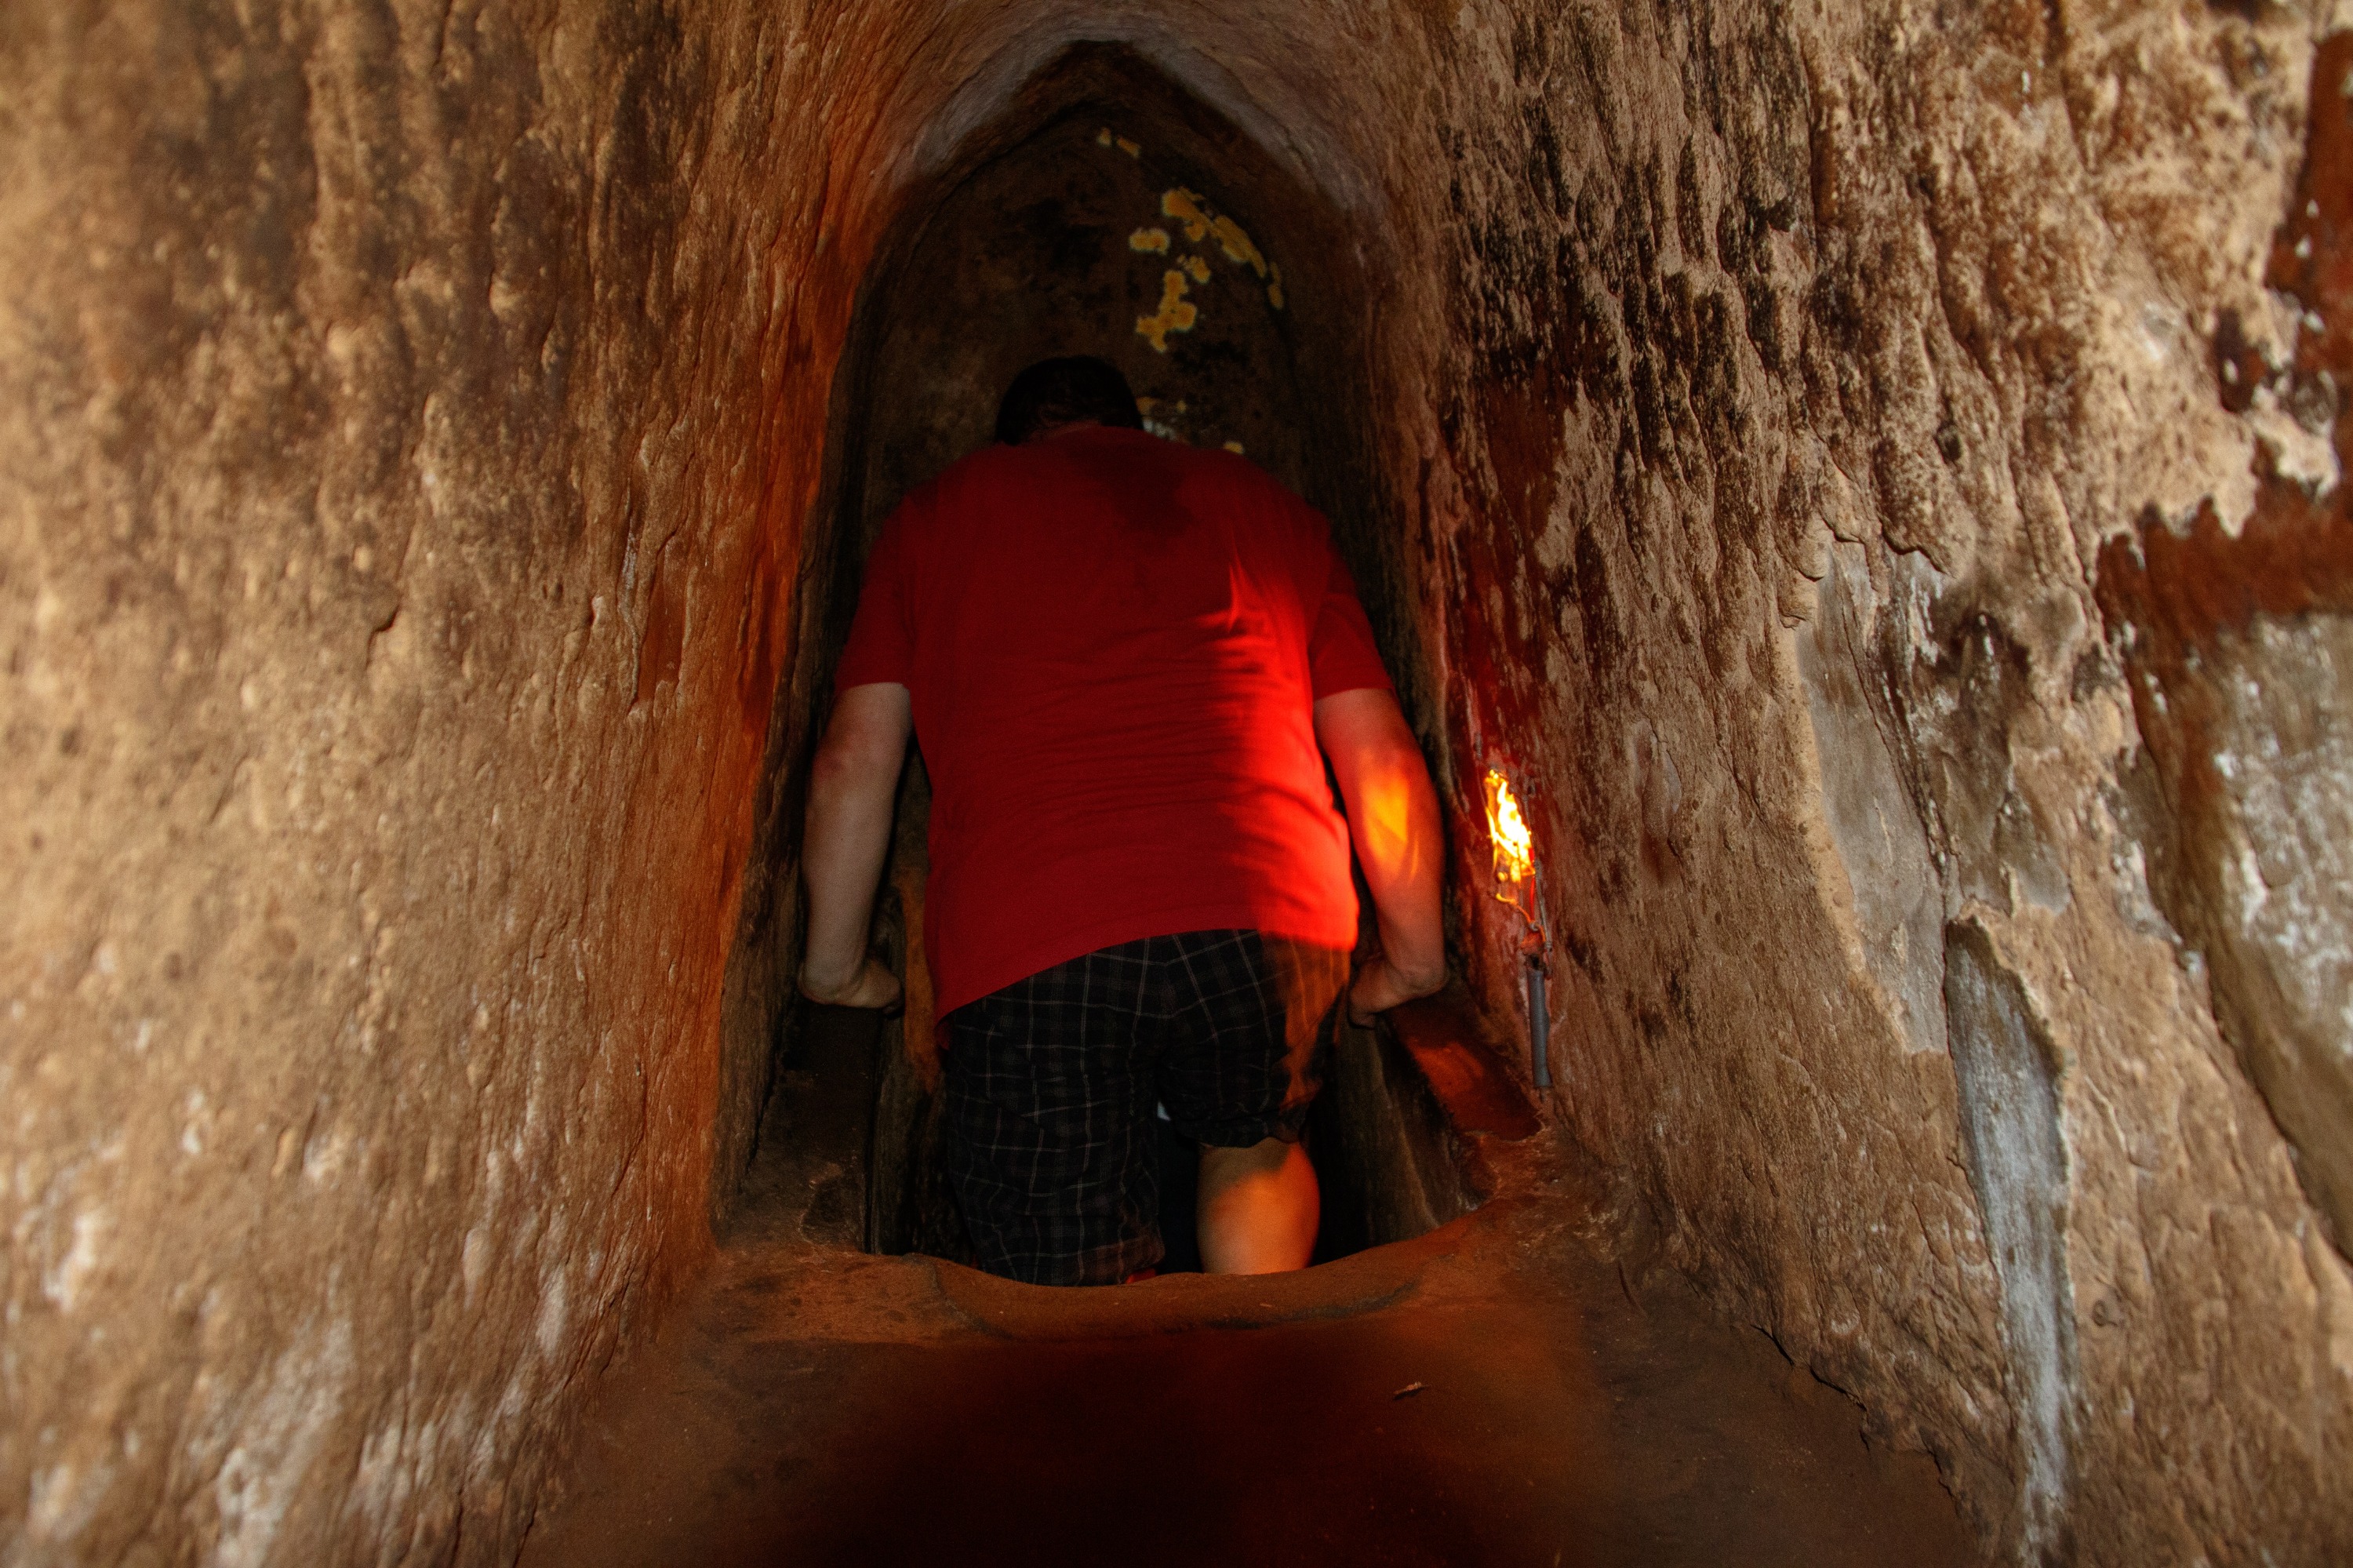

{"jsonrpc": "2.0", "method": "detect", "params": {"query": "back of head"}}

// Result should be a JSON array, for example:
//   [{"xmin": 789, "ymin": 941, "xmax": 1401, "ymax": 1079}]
[{"xmin": 995, "ymin": 356, "xmax": 1144, "ymax": 446}]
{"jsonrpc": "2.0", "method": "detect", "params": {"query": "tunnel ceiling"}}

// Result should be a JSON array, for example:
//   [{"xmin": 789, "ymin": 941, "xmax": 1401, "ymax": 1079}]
[{"xmin": 852, "ymin": 46, "xmax": 1348, "ymax": 529}]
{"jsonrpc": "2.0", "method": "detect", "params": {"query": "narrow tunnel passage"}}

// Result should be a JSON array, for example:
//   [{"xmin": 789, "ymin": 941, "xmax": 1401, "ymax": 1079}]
[
  {"xmin": 7, "ymin": 5, "xmax": 2352, "ymax": 1566},
  {"xmin": 529, "ymin": 41, "xmax": 1964, "ymax": 1568},
  {"xmin": 726, "ymin": 46, "xmax": 1475, "ymax": 1276}
]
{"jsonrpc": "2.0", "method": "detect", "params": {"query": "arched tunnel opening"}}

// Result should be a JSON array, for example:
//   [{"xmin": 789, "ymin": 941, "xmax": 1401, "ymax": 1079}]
[
  {"xmin": 9, "ymin": 5, "xmax": 2353, "ymax": 1566},
  {"xmin": 727, "ymin": 45, "xmax": 1478, "ymax": 1275}
]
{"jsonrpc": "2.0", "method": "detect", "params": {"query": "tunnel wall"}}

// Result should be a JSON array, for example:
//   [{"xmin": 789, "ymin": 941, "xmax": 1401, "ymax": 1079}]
[
  {"xmin": 0, "ymin": 2, "xmax": 885, "ymax": 1559},
  {"xmin": 7, "ymin": 2, "xmax": 2352, "ymax": 1564},
  {"xmin": 1391, "ymin": 3, "xmax": 2353, "ymax": 1563}
]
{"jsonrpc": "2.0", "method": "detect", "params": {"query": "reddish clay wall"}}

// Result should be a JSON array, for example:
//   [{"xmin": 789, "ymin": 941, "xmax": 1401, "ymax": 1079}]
[{"xmin": 5, "ymin": 4, "xmax": 2350, "ymax": 1564}]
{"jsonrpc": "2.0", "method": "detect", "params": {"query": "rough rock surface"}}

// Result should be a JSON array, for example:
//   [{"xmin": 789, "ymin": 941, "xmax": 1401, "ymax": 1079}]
[
  {"xmin": 4, "ymin": 2, "xmax": 2350, "ymax": 1565},
  {"xmin": 1401, "ymin": 6, "xmax": 2353, "ymax": 1561},
  {"xmin": 2, "ymin": 3, "xmax": 843, "ymax": 1559}
]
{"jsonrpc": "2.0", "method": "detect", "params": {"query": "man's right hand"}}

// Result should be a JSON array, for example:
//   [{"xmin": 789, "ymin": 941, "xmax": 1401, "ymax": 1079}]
[
  {"xmin": 799, "ymin": 955, "xmax": 904, "ymax": 1011},
  {"xmin": 1347, "ymin": 952, "xmax": 1446, "ymax": 1026}
]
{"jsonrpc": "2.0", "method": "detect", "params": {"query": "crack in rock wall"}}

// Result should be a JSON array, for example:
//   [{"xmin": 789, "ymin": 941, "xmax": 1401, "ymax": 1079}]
[
  {"xmin": 5, "ymin": 2, "xmax": 2353, "ymax": 1565},
  {"xmin": 1944, "ymin": 922, "xmax": 2078, "ymax": 1561}
]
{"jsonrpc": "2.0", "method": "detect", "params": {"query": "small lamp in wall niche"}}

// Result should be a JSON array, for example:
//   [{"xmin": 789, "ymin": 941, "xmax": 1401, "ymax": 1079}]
[{"xmin": 1483, "ymin": 767, "xmax": 1553, "ymax": 1091}]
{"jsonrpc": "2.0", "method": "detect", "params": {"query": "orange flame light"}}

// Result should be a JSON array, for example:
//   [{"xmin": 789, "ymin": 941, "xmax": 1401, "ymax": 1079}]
[
  {"xmin": 1484, "ymin": 769, "xmax": 1534, "ymax": 895},
  {"xmin": 1485, "ymin": 767, "xmax": 1552, "ymax": 1090}
]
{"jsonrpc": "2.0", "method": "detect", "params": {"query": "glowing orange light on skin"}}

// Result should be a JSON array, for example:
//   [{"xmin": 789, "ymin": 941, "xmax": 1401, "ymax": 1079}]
[{"xmin": 1361, "ymin": 774, "xmax": 1415, "ymax": 871}]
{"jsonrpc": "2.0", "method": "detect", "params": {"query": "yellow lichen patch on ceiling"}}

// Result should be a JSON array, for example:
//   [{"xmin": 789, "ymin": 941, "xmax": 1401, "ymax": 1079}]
[
  {"xmin": 1161, "ymin": 187, "xmax": 1214, "ymax": 245},
  {"xmin": 1161, "ymin": 188, "xmax": 1269, "ymax": 277},
  {"xmin": 1135, "ymin": 270, "xmax": 1198, "ymax": 352},
  {"xmin": 1208, "ymin": 215, "xmax": 1265, "ymax": 275},
  {"xmin": 1132, "ymin": 187, "xmax": 1282, "ymax": 353},
  {"xmin": 1158, "ymin": 187, "xmax": 1280, "ymax": 309},
  {"xmin": 1118, "ymin": 136, "xmax": 1140, "ymax": 158},
  {"xmin": 1096, "ymin": 127, "xmax": 1113, "ymax": 147},
  {"xmin": 1223, "ymin": 440, "xmax": 1246, "ymax": 454}
]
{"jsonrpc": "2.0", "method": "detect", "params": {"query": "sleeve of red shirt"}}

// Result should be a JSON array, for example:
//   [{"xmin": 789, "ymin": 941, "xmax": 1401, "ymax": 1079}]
[
  {"xmin": 1305, "ymin": 519, "xmax": 1394, "ymax": 700},
  {"xmin": 834, "ymin": 506, "xmax": 916, "ymax": 693}
]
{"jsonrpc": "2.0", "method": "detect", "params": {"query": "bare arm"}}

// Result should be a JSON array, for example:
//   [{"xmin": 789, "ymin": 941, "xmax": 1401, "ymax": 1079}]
[
  {"xmin": 798, "ymin": 682, "xmax": 914, "ymax": 1009},
  {"xmin": 1313, "ymin": 687, "xmax": 1446, "ymax": 1022}
]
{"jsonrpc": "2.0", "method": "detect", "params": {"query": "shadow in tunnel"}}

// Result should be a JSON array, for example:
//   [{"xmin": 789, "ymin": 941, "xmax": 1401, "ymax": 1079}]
[{"xmin": 752, "ymin": 1297, "xmax": 1624, "ymax": 1567}]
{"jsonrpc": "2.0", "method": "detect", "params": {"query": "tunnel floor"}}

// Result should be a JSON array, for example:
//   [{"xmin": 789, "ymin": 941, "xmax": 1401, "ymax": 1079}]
[{"xmin": 519, "ymin": 1006, "xmax": 1976, "ymax": 1566}]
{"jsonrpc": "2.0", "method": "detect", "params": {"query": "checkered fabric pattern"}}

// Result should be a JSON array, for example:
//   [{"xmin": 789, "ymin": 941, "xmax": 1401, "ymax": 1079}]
[{"xmin": 943, "ymin": 929, "xmax": 1350, "ymax": 1287}]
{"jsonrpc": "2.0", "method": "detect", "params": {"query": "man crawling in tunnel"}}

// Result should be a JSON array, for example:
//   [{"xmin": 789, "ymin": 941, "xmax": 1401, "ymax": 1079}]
[{"xmin": 797, "ymin": 356, "xmax": 1443, "ymax": 1285}]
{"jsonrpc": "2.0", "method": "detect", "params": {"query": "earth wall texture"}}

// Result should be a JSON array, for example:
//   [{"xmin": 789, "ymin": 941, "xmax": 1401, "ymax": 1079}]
[
  {"xmin": 0, "ymin": 2, "xmax": 867, "ymax": 1558},
  {"xmin": 4, "ymin": 2, "xmax": 2351, "ymax": 1564},
  {"xmin": 1399, "ymin": 3, "xmax": 2353, "ymax": 1562}
]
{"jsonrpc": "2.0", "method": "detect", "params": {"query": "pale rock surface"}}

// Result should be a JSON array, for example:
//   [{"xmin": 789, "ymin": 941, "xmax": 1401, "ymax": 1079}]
[{"xmin": 3, "ymin": 2, "xmax": 2349, "ymax": 1565}]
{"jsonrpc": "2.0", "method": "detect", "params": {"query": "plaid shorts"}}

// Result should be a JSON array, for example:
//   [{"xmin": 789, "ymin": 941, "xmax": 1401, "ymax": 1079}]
[{"xmin": 943, "ymin": 929, "xmax": 1351, "ymax": 1286}]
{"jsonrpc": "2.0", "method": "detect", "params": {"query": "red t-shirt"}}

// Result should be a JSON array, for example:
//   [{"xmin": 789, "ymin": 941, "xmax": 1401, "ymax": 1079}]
[{"xmin": 835, "ymin": 425, "xmax": 1392, "ymax": 1019}]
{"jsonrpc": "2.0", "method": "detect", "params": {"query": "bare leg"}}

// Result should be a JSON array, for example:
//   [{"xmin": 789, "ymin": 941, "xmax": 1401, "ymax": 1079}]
[{"xmin": 1197, "ymin": 1137, "xmax": 1319, "ymax": 1274}]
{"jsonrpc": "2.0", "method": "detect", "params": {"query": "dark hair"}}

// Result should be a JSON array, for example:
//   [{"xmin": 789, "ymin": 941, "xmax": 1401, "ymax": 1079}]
[{"xmin": 995, "ymin": 356, "xmax": 1144, "ymax": 445}]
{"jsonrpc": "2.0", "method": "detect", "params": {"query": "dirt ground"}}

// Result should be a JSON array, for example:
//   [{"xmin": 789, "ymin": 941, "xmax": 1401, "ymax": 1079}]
[{"xmin": 519, "ymin": 1011, "xmax": 1978, "ymax": 1566}]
